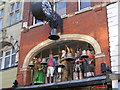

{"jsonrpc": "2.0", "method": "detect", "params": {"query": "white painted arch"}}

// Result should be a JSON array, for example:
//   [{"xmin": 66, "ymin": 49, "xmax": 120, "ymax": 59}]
[{"xmin": 22, "ymin": 34, "xmax": 102, "ymax": 70}]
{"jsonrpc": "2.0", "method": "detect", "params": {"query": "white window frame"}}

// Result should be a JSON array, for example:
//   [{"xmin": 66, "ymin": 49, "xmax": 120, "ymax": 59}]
[
  {"xmin": 0, "ymin": 48, "xmax": 17, "ymax": 70},
  {"xmin": 10, "ymin": 2, "xmax": 21, "ymax": 25},
  {"xmin": 78, "ymin": 0, "xmax": 91, "ymax": 11}
]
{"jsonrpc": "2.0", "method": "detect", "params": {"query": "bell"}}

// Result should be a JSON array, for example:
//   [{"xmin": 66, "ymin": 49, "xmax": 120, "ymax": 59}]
[
  {"xmin": 29, "ymin": 61, "xmax": 34, "ymax": 67},
  {"xmin": 81, "ymin": 50, "xmax": 88, "ymax": 58},
  {"xmin": 55, "ymin": 63, "xmax": 65, "ymax": 68},
  {"xmin": 65, "ymin": 53, "xmax": 74, "ymax": 61},
  {"xmin": 41, "ymin": 58, "xmax": 47, "ymax": 65},
  {"xmin": 48, "ymin": 28, "xmax": 60, "ymax": 40}
]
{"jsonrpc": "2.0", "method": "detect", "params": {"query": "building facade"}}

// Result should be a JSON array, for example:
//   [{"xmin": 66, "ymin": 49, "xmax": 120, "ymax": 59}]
[
  {"xmin": 107, "ymin": 1, "xmax": 120, "ymax": 88},
  {"xmin": 0, "ymin": 0, "xmax": 24, "ymax": 89},
  {"xmin": 1, "ymin": 0, "xmax": 120, "ymax": 90}
]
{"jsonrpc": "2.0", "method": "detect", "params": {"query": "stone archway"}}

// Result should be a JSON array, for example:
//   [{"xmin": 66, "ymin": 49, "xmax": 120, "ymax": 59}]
[{"xmin": 22, "ymin": 34, "xmax": 103, "ymax": 70}]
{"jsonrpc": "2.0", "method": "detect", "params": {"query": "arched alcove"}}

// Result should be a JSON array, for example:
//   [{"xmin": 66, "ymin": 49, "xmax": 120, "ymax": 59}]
[{"xmin": 22, "ymin": 34, "xmax": 102, "ymax": 70}]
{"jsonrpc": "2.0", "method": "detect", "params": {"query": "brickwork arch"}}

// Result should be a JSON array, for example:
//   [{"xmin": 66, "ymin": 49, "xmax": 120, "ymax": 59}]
[{"xmin": 22, "ymin": 34, "xmax": 102, "ymax": 70}]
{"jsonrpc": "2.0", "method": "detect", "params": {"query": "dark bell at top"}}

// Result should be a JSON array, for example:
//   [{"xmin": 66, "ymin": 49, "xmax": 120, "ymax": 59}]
[{"xmin": 48, "ymin": 28, "xmax": 60, "ymax": 40}]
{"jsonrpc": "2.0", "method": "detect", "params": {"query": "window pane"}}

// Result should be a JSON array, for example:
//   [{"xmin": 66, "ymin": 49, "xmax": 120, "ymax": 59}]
[
  {"xmin": 0, "ymin": 59, "xmax": 2, "ymax": 69},
  {"xmin": 0, "ymin": 51, "xmax": 3, "ymax": 57},
  {"xmin": 35, "ymin": 18, "xmax": 42, "ymax": 24},
  {"xmin": 55, "ymin": 0, "xmax": 66, "ymax": 16},
  {"xmin": 12, "ymin": 49, "xmax": 16, "ymax": 54},
  {"xmin": 16, "ymin": 2, "xmax": 20, "ymax": 9},
  {"xmin": 0, "ymin": 9, "xmax": 4, "ymax": 17},
  {"xmin": 81, "ymin": 0, "xmax": 91, "ymax": 9},
  {"xmin": 0, "ymin": 19, "xmax": 2, "ymax": 29},
  {"xmin": 15, "ymin": 11, "xmax": 20, "ymax": 22},
  {"xmin": 11, "ymin": 4, "xmax": 15, "ymax": 12},
  {"xmin": 11, "ymin": 54, "xmax": 16, "ymax": 66},
  {"xmin": 10, "ymin": 13, "xmax": 14, "ymax": 25},
  {"xmin": 4, "ymin": 57, "xmax": 10, "ymax": 68},
  {"xmin": 5, "ymin": 51, "xmax": 11, "ymax": 56}
]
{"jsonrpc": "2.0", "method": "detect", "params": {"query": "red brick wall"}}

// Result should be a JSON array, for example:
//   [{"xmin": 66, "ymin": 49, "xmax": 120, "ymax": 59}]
[
  {"xmin": 22, "ymin": 2, "xmax": 33, "ymax": 26},
  {"xmin": 66, "ymin": 2, "xmax": 78, "ymax": 14},
  {"xmin": 17, "ymin": 70, "xmax": 31, "ymax": 85},
  {"xmin": 17, "ymin": 2, "xmax": 110, "ymax": 85}
]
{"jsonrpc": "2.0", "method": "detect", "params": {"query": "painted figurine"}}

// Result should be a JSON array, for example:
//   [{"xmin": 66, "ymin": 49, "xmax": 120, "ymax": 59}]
[
  {"xmin": 60, "ymin": 60, "xmax": 68, "ymax": 81},
  {"xmin": 59, "ymin": 50, "xmax": 68, "ymax": 81},
  {"xmin": 83, "ymin": 50, "xmax": 95, "ymax": 78},
  {"xmin": 46, "ymin": 53, "xmax": 57, "ymax": 83},
  {"xmin": 61, "ymin": 46, "xmax": 74, "ymax": 81},
  {"xmin": 73, "ymin": 50, "xmax": 84, "ymax": 80},
  {"xmin": 34, "ymin": 57, "xmax": 44, "ymax": 84}
]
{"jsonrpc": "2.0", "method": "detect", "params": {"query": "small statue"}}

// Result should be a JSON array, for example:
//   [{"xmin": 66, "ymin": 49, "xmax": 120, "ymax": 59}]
[
  {"xmin": 59, "ymin": 50, "xmax": 68, "ymax": 81},
  {"xmin": 46, "ymin": 53, "xmax": 57, "ymax": 83},
  {"xmin": 34, "ymin": 57, "xmax": 44, "ymax": 84},
  {"xmin": 61, "ymin": 46, "xmax": 74, "ymax": 81},
  {"xmin": 55, "ymin": 63, "xmax": 65, "ymax": 82},
  {"xmin": 83, "ymin": 50, "xmax": 95, "ymax": 78},
  {"xmin": 60, "ymin": 60, "xmax": 68, "ymax": 81},
  {"xmin": 73, "ymin": 49, "xmax": 84, "ymax": 80}
]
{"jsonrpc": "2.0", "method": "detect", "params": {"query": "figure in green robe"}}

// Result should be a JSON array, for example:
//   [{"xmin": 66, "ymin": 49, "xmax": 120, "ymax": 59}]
[{"xmin": 34, "ymin": 57, "xmax": 44, "ymax": 84}]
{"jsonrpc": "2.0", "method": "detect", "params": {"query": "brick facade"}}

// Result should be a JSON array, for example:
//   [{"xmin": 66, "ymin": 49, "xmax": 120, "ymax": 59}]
[{"xmin": 17, "ymin": 2, "xmax": 110, "ymax": 85}]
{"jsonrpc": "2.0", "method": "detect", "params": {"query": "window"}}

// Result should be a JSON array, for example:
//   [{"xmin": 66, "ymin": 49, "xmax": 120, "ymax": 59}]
[
  {"xmin": 10, "ymin": 2, "xmax": 21, "ymax": 25},
  {"xmin": 0, "ymin": 51, "xmax": 3, "ymax": 69},
  {"xmin": 16, "ymin": 2, "xmax": 20, "ymax": 9},
  {"xmin": 33, "ymin": 17, "xmax": 43, "ymax": 25},
  {"xmin": 0, "ymin": 49, "xmax": 17, "ymax": 70},
  {"xmin": 78, "ymin": 0, "xmax": 91, "ymax": 10},
  {"xmin": 15, "ymin": 11, "xmax": 20, "ymax": 22},
  {"xmin": 35, "ymin": 18, "xmax": 42, "ymax": 24},
  {"xmin": 0, "ymin": 19, "xmax": 2, "ymax": 29},
  {"xmin": 0, "ymin": 9, "xmax": 4, "ymax": 17},
  {"xmin": 10, "ymin": 4, "xmax": 15, "ymax": 12},
  {"xmin": 0, "ymin": 9, "xmax": 4, "ymax": 29},
  {"xmin": 0, "ymin": 58, "xmax": 2, "ymax": 69},
  {"xmin": 4, "ymin": 51, "xmax": 11, "ymax": 68},
  {"xmin": 10, "ymin": 13, "xmax": 14, "ymax": 25},
  {"xmin": 54, "ymin": 0, "xmax": 66, "ymax": 16},
  {"xmin": 11, "ymin": 49, "xmax": 16, "ymax": 66}
]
